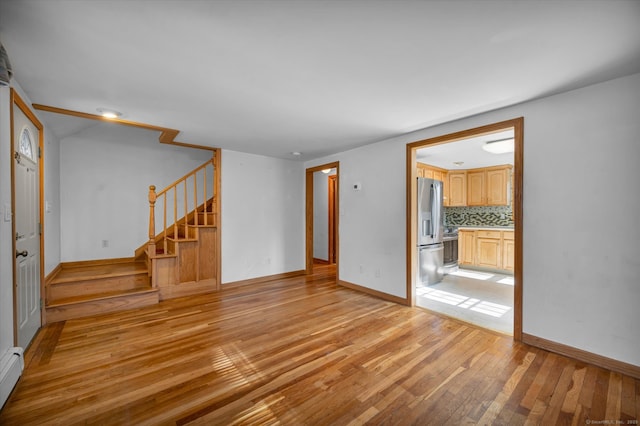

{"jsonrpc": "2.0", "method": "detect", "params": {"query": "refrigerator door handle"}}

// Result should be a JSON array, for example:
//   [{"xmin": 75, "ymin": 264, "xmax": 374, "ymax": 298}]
[{"xmin": 429, "ymin": 184, "xmax": 435, "ymax": 237}]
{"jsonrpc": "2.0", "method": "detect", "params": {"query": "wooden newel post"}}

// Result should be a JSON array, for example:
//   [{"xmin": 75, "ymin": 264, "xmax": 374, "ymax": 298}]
[{"xmin": 148, "ymin": 185, "xmax": 157, "ymax": 255}]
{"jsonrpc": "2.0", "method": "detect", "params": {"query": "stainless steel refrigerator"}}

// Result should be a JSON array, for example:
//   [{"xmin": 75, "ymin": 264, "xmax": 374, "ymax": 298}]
[{"xmin": 417, "ymin": 177, "xmax": 444, "ymax": 286}]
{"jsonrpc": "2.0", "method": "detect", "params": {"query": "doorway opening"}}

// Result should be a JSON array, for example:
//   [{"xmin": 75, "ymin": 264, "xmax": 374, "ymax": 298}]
[
  {"xmin": 305, "ymin": 162, "xmax": 339, "ymax": 274},
  {"xmin": 406, "ymin": 118, "xmax": 523, "ymax": 340}
]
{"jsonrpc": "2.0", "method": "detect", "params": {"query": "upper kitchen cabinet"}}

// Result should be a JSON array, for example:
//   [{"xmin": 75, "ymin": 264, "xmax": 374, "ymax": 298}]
[
  {"xmin": 417, "ymin": 162, "xmax": 447, "ymax": 181},
  {"xmin": 417, "ymin": 162, "xmax": 432, "ymax": 179},
  {"xmin": 466, "ymin": 165, "xmax": 512, "ymax": 206},
  {"xmin": 447, "ymin": 171, "xmax": 467, "ymax": 206},
  {"xmin": 418, "ymin": 163, "xmax": 511, "ymax": 207},
  {"xmin": 486, "ymin": 167, "xmax": 511, "ymax": 205},
  {"xmin": 417, "ymin": 163, "xmax": 450, "ymax": 205},
  {"xmin": 467, "ymin": 170, "xmax": 485, "ymax": 206}
]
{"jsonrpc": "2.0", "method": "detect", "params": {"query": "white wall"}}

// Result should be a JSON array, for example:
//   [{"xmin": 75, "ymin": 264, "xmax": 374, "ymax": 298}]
[
  {"xmin": 307, "ymin": 139, "xmax": 408, "ymax": 294},
  {"xmin": 306, "ymin": 72, "xmax": 640, "ymax": 366},
  {"xmin": 221, "ymin": 150, "xmax": 304, "ymax": 283},
  {"xmin": 43, "ymin": 125, "xmax": 60, "ymax": 275},
  {"xmin": 59, "ymin": 123, "xmax": 212, "ymax": 261},
  {"xmin": 0, "ymin": 86, "xmax": 14, "ymax": 362}
]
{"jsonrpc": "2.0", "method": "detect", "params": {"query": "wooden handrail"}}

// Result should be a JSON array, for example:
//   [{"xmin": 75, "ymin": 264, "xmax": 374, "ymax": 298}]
[
  {"xmin": 156, "ymin": 159, "xmax": 214, "ymax": 197},
  {"xmin": 147, "ymin": 158, "xmax": 216, "ymax": 256}
]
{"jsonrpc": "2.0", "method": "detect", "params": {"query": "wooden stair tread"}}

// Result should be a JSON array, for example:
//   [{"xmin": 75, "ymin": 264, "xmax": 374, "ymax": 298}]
[
  {"xmin": 147, "ymin": 250, "xmax": 177, "ymax": 259},
  {"xmin": 51, "ymin": 261, "xmax": 148, "ymax": 284},
  {"xmin": 167, "ymin": 237, "xmax": 198, "ymax": 242},
  {"xmin": 48, "ymin": 287, "xmax": 158, "ymax": 307}
]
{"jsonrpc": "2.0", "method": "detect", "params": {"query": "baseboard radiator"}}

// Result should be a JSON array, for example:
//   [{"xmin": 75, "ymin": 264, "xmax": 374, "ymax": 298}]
[{"xmin": 0, "ymin": 347, "xmax": 24, "ymax": 409}]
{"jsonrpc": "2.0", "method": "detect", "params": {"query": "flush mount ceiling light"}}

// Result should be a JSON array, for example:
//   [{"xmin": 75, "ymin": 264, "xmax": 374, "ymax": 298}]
[
  {"xmin": 482, "ymin": 138, "xmax": 514, "ymax": 154},
  {"xmin": 96, "ymin": 107, "xmax": 122, "ymax": 119},
  {"xmin": 321, "ymin": 168, "xmax": 332, "ymax": 174},
  {"xmin": 453, "ymin": 161, "xmax": 465, "ymax": 167},
  {"xmin": 291, "ymin": 151, "xmax": 302, "ymax": 156}
]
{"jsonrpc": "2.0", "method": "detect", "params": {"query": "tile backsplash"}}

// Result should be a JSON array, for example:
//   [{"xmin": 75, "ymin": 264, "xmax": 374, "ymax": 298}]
[{"xmin": 445, "ymin": 205, "xmax": 513, "ymax": 227}]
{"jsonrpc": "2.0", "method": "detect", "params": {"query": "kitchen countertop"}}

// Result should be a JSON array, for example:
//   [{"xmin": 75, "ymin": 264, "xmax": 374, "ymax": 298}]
[{"xmin": 457, "ymin": 226, "xmax": 514, "ymax": 231}]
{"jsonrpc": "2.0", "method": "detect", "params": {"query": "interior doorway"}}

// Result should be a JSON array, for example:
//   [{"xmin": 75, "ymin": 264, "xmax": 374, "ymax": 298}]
[
  {"xmin": 406, "ymin": 118, "xmax": 523, "ymax": 341},
  {"xmin": 305, "ymin": 162, "xmax": 339, "ymax": 273},
  {"xmin": 11, "ymin": 89, "xmax": 45, "ymax": 348},
  {"xmin": 328, "ymin": 174, "xmax": 337, "ymax": 264}
]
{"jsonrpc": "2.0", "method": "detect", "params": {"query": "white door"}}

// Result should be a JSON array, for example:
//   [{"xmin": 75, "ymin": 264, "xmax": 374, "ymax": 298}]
[{"xmin": 13, "ymin": 105, "xmax": 41, "ymax": 349}]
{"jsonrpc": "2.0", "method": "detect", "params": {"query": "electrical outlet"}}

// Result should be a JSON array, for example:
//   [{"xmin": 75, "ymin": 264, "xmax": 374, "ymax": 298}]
[
  {"xmin": 359, "ymin": 265, "xmax": 363, "ymax": 273},
  {"xmin": 375, "ymin": 269, "xmax": 381, "ymax": 278},
  {"xmin": 101, "ymin": 240, "xmax": 109, "ymax": 248}
]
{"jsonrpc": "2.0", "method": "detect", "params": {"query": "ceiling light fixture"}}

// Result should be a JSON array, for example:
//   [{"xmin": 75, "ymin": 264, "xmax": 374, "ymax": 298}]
[
  {"xmin": 97, "ymin": 108, "xmax": 122, "ymax": 119},
  {"xmin": 291, "ymin": 151, "xmax": 301, "ymax": 156},
  {"xmin": 453, "ymin": 161, "xmax": 465, "ymax": 167},
  {"xmin": 321, "ymin": 168, "xmax": 332, "ymax": 174},
  {"xmin": 482, "ymin": 138, "xmax": 514, "ymax": 154}
]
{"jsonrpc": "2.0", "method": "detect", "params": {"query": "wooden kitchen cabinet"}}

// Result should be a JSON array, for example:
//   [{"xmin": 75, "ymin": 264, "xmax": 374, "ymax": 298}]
[
  {"xmin": 476, "ymin": 230, "xmax": 502, "ymax": 269},
  {"xmin": 486, "ymin": 167, "xmax": 510, "ymax": 205},
  {"xmin": 466, "ymin": 165, "xmax": 511, "ymax": 206},
  {"xmin": 417, "ymin": 163, "xmax": 449, "ymax": 205},
  {"xmin": 416, "ymin": 163, "xmax": 429, "ymax": 178},
  {"xmin": 448, "ymin": 171, "xmax": 467, "ymax": 206},
  {"xmin": 459, "ymin": 230, "xmax": 476, "ymax": 265},
  {"xmin": 502, "ymin": 230, "xmax": 515, "ymax": 272},
  {"xmin": 417, "ymin": 163, "xmax": 446, "ymax": 181},
  {"xmin": 418, "ymin": 163, "xmax": 510, "ymax": 207},
  {"xmin": 458, "ymin": 229, "xmax": 514, "ymax": 273},
  {"xmin": 432, "ymin": 169, "xmax": 446, "ymax": 183},
  {"xmin": 466, "ymin": 170, "xmax": 485, "ymax": 206}
]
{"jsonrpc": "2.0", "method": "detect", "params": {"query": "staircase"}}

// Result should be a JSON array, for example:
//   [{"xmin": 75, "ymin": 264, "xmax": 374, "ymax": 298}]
[
  {"xmin": 45, "ymin": 154, "xmax": 221, "ymax": 322},
  {"xmin": 46, "ymin": 259, "xmax": 159, "ymax": 323}
]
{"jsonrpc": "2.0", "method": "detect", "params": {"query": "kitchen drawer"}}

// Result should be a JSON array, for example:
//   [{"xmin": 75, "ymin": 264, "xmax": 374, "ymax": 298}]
[
  {"xmin": 476, "ymin": 230, "xmax": 501, "ymax": 239},
  {"xmin": 502, "ymin": 231, "xmax": 515, "ymax": 240}
]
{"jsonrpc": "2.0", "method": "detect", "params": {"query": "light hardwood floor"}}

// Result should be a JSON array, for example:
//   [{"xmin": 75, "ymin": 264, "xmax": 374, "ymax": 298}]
[{"xmin": 1, "ymin": 265, "xmax": 638, "ymax": 425}]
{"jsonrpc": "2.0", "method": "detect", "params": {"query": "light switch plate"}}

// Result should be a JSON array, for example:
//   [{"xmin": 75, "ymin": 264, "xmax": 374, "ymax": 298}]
[{"xmin": 4, "ymin": 204, "xmax": 11, "ymax": 222}]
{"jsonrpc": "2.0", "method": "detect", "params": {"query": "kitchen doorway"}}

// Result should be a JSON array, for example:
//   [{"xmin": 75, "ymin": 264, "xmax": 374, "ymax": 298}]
[
  {"xmin": 305, "ymin": 162, "xmax": 339, "ymax": 274},
  {"xmin": 406, "ymin": 118, "xmax": 523, "ymax": 340}
]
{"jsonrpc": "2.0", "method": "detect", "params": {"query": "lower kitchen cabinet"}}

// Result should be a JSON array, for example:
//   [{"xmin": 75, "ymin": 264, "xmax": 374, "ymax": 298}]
[
  {"xmin": 459, "ymin": 230, "xmax": 476, "ymax": 266},
  {"xmin": 502, "ymin": 232, "xmax": 515, "ymax": 272},
  {"xmin": 458, "ymin": 229, "xmax": 514, "ymax": 273},
  {"xmin": 476, "ymin": 231, "xmax": 502, "ymax": 269}
]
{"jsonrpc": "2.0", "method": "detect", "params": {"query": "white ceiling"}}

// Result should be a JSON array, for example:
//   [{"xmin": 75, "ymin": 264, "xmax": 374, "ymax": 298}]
[
  {"xmin": 1, "ymin": 0, "xmax": 639, "ymax": 160},
  {"xmin": 416, "ymin": 129, "xmax": 514, "ymax": 170}
]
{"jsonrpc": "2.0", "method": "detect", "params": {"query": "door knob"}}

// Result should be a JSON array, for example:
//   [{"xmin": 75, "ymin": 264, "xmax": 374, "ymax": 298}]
[{"xmin": 16, "ymin": 250, "xmax": 28, "ymax": 258}]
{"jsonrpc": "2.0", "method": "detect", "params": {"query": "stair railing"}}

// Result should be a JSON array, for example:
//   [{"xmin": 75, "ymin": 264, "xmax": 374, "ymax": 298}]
[{"xmin": 147, "ymin": 157, "xmax": 216, "ymax": 256}]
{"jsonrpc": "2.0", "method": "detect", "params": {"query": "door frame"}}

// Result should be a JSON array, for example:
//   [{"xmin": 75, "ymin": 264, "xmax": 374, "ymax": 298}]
[
  {"xmin": 328, "ymin": 174, "xmax": 337, "ymax": 264},
  {"xmin": 305, "ymin": 162, "xmax": 339, "ymax": 274},
  {"xmin": 406, "ymin": 117, "xmax": 523, "ymax": 341},
  {"xmin": 10, "ymin": 89, "xmax": 45, "ymax": 341}
]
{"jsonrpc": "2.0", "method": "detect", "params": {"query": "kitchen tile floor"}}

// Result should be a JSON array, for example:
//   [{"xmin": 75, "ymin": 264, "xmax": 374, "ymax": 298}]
[{"xmin": 416, "ymin": 268, "xmax": 514, "ymax": 335}]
